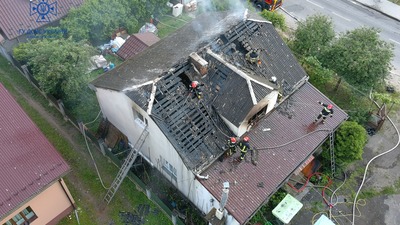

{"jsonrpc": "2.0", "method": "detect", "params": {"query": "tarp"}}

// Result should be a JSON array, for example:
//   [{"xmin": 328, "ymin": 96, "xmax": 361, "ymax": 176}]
[
  {"xmin": 272, "ymin": 194, "xmax": 303, "ymax": 224},
  {"xmin": 139, "ymin": 23, "xmax": 158, "ymax": 35},
  {"xmin": 315, "ymin": 214, "xmax": 335, "ymax": 225}
]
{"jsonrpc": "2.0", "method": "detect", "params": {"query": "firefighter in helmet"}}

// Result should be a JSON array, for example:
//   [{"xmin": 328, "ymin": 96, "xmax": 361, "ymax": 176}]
[
  {"xmin": 314, "ymin": 101, "xmax": 334, "ymax": 124},
  {"xmin": 238, "ymin": 136, "xmax": 251, "ymax": 161},
  {"xmin": 189, "ymin": 81, "xmax": 203, "ymax": 99},
  {"xmin": 227, "ymin": 137, "xmax": 237, "ymax": 156}
]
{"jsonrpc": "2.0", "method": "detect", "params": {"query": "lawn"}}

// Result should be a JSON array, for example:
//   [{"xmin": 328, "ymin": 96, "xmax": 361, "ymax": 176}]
[
  {"xmin": 0, "ymin": 56, "xmax": 172, "ymax": 225},
  {"xmin": 157, "ymin": 14, "xmax": 193, "ymax": 38}
]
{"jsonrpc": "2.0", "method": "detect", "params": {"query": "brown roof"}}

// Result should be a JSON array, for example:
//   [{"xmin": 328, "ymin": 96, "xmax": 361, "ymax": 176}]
[
  {"xmin": 116, "ymin": 32, "xmax": 160, "ymax": 60},
  {"xmin": 134, "ymin": 33, "xmax": 159, "ymax": 47},
  {"xmin": 199, "ymin": 82, "xmax": 348, "ymax": 224},
  {"xmin": 0, "ymin": 83, "xmax": 70, "ymax": 219},
  {"xmin": 0, "ymin": 0, "xmax": 83, "ymax": 40}
]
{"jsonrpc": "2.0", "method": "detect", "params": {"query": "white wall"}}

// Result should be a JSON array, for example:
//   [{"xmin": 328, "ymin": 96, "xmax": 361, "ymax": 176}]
[
  {"xmin": 238, "ymin": 90, "xmax": 279, "ymax": 136},
  {"xmin": 95, "ymin": 87, "xmax": 195, "ymax": 197},
  {"xmin": 95, "ymin": 87, "xmax": 241, "ymax": 224},
  {"xmin": 191, "ymin": 180, "xmax": 240, "ymax": 225}
]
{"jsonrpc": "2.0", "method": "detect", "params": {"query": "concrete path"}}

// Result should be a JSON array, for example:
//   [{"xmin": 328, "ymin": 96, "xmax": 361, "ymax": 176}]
[{"xmin": 354, "ymin": 0, "xmax": 400, "ymax": 22}]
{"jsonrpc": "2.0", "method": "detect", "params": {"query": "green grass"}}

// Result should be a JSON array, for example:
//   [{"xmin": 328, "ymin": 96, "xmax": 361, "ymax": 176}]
[
  {"xmin": 388, "ymin": 0, "xmax": 400, "ymax": 5},
  {"xmin": 0, "ymin": 56, "xmax": 172, "ymax": 225},
  {"xmin": 157, "ymin": 14, "xmax": 193, "ymax": 38}
]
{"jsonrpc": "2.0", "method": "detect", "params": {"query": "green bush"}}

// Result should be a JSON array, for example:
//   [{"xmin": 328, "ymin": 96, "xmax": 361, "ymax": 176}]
[
  {"xmin": 249, "ymin": 189, "xmax": 287, "ymax": 224},
  {"xmin": 260, "ymin": 10, "xmax": 287, "ymax": 31},
  {"xmin": 301, "ymin": 56, "xmax": 334, "ymax": 88},
  {"xmin": 322, "ymin": 121, "xmax": 367, "ymax": 166}
]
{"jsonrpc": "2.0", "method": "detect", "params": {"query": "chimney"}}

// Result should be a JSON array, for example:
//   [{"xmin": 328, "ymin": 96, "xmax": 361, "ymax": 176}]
[{"xmin": 189, "ymin": 52, "xmax": 208, "ymax": 76}]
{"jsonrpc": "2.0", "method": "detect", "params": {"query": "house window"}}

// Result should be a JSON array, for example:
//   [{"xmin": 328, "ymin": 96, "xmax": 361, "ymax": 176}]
[
  {"xmin": 160, "ymin": 156, "xmax": 177, "ymax": 181},
  {"xmin": 132, "ymin": 108, "xmax": 147, "ymax": 127},
  {"xmin": 3, "ymin": 206, "xmax": 37, "ymax": 225}
]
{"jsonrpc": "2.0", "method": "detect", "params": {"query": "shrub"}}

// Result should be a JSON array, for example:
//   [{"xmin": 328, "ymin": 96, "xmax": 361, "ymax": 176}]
[{"xmin": 260, "ymin": 10, "xmax": 287, "ymax": 31}]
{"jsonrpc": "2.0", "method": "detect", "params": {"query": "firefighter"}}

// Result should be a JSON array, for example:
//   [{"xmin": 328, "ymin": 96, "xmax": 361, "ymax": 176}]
[
  {"xmin": 238, "ymin": 136, "xmax": 251, "ymax": 161},
  {"xmin": 189, "ymin": 81, "xmax": 203, "ymax": 99},
  {"xmin": 227, "ymin": 137, "xmax": 237, "ymax": 156},
  {"xmin": 314, "ymin": 101, "xmax": 334, "ymax": 124},
  {"xmin": 245, "ymin": 50, "xmax": 259, "ymax": 64}
]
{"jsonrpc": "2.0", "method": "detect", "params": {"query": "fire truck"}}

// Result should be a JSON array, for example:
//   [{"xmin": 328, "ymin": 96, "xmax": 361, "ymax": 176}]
[{"xmin": 251, "ymin": 0, "xmax": 283, "ymax": 11}]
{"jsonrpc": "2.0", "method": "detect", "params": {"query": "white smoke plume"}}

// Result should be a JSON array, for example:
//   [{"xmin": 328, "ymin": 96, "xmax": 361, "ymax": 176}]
[{"xmin": 198, "ymin": 0, "xmax": 247, "ymax": 15}]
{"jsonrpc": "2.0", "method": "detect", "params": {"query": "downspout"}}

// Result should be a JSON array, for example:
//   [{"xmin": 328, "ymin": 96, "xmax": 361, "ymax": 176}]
[
  {"xmin": 59, "ymin": 179, "xmax": 80, "ymax": 225},
  {"xmin": 59, "ymin": 179, "xmax": 76, "ymax": 208}
]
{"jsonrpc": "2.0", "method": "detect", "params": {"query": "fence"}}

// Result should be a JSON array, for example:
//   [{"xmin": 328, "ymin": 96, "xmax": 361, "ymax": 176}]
[{"xmin": 10, "ymin": 55, "xmax": 184, "ymax": 225}]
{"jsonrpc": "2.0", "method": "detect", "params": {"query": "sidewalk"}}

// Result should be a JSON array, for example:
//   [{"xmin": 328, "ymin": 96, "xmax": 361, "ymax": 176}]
[{"xmin": 354, "ymin": 0, "xmax": 400, "ymax": 22}]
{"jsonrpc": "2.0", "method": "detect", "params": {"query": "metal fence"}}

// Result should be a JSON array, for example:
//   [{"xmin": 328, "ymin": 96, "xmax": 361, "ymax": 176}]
[{"xmin": 10, "ymin": 55, "xmax": 184, "ymax": 225}]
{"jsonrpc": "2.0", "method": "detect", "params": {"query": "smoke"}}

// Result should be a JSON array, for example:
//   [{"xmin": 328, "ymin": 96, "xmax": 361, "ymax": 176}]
[
  {"xmin": 198, "ymin": 0, "xmax": 247, "ymax": 15},
  {"xmin": 189, "ymin": 0, "xmax": 248, "ymax": 47}
]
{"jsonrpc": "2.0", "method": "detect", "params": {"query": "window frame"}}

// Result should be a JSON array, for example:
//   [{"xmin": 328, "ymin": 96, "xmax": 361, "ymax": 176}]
[
  {"xmin": 160, "ymin": 156, "xmax": 177, "ymax": 181},
  {"xmin": 3, "ymin": 206, "xmax": 37, "ymax": 225},
  {"xmin": 132, "ymin": 107, "xmax": 147, "ymax": 128}
]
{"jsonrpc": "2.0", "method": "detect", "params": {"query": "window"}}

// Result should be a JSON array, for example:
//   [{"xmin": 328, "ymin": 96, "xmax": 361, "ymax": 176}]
[
  {"xmin": 160, "ymin": 156, "xmax": 177, "ymax": 181},
  {"xmin": 132, "ymin": 108, "xmax": 147, "ymax": 127},
  {"xmin": 3, "ymin": 206, "xmax": 37, "ymax": 225}
]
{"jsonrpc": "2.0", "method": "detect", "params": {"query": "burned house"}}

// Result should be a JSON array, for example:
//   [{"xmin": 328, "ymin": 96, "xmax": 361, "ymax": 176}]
[{"xmin": 91, "ymin": 12, "xmax": 347, "ymax": 225}]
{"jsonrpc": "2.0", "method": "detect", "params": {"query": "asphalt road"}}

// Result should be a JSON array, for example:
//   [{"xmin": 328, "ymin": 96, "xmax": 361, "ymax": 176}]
[{"xmin": 282, "ymin": 0, "xmax": 400, "ymax": 71}]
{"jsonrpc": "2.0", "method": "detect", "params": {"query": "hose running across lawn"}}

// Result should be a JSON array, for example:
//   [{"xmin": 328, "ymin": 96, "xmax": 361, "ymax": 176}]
[{"xmin": 351, "ymin": 115, "xmax": 400, "ymax": 225}]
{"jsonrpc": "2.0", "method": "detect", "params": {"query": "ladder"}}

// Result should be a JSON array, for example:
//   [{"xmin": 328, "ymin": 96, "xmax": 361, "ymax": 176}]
[
  {"xmin": 104, "ymin": 127, "xmax": 149, "ymax": 204},
  {"xmin": 329, "ymin": 131, "xmax": 336, "ymax": 177}
]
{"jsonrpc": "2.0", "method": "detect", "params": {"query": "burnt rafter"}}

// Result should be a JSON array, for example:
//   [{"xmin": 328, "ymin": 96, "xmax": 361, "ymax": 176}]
[{"xmin": 151, "ymin": 63, "xmax": 232, "ymax": 170}]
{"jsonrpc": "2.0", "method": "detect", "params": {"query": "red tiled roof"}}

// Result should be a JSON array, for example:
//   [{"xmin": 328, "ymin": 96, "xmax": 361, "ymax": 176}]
[
  {"xmin": 0, "ymin": 0, "xmax": 83, "ymax": 40},
  {"xmin": 116, "ymin": 32, "xmax": 160, "ymax": 60},
  {"xmin": 0, "ymin": 83, "xmax": 70, "ymax": 218},
  {"xmin": 199, "ymin": 82, "xmax": 348, "ymax": 224}
]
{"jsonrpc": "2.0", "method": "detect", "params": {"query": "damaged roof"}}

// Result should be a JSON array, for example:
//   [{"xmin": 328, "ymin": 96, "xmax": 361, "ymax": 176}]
[
  {"xmin": 0, "ymin": 0, "xmax": 83, "ymax": 40},
  {"xmin": 91, "ymin": 12, "xmax": 242, "ymax": 92},
  {"xmin": 0, "ymin": 83, "xmax": 70, "ymax": 218},
  {"xmin": 150, "ymin": 61, "xmax": 235, "ymax": 170},
  {"xmin": 123, "ymin": 17, "xmax": 312, "ymax": 171},
  {"xmin": 209, "ymin": 19, "xmax": 307, "ymax": 86},
  {"xmin": 199, "ymin": 82, "xmax": 348, "ymax": 225}
]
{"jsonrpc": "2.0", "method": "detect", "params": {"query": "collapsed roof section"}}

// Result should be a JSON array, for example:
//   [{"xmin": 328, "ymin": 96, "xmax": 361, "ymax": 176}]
[
  {"xmin": 208, "ymin": 19, "xmax": 308, "ymax": 87},
  {"xmin": 150, "ymin": 61, "xmax": 234, "ymax": 171}
]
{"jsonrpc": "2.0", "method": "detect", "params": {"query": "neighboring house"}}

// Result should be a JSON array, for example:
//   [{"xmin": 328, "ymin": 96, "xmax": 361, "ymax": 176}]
[
  {"xmin": 91, "ymin": 12, "xmax": 347, "ymax": 225},
  {"xmin": 116, "ymin": 32, "xmax": 160, "ymax": 60},
  {"xmin": 0, "ymin": 83, "xmax": 75, "ymax": 225},
  {"xmin": 0, "ymin": 0, "xmax": 83, "ymax": 60}
]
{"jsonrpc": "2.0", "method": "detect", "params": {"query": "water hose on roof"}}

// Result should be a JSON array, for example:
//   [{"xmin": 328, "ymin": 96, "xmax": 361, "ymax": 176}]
[{"xmin": 254, "ymin": 129, "xmax": 331, "ymax": 150}]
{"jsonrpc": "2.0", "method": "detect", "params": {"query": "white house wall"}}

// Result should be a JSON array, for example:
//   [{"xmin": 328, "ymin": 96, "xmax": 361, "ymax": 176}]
[
  {"xmin": 95, "ymin": 87, "xmax": 196, "ymax": 199},
  {"xmin": 192, "ymin": 179, "xmax": 240, "ymax": 225},
  {"xmin": 238, "ymin": 90, "xmax": 279, "ymax": 136}
]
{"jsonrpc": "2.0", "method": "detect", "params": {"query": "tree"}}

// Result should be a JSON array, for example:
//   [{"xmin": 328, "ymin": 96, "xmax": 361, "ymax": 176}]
[
  {"xmin": 291, "ymin": 15, "xmax": 335, "ymax": 57},
  {"xmin": 13, "ymin": 38, "xmax": 95, "ymax": 102},
  {"xmin": 300, "ymin": 56, "xmax": 334, "ymax": 88},
  {"xmin": 61, "ymin": 0, "xmax": 169, "ymax": 43},
  {"xmin": 320, "ymin": 27, "xmax": 394, "ymax": 90},
  {"xmin": 322, "ymin": 121, "xmax": 367, "ymax": 166}
]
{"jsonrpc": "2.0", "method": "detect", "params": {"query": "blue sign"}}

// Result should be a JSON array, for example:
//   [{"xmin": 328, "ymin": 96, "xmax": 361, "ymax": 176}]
[{"xmin": 30, "ymin": 0, "xmax": 58, "ymax": 23}]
